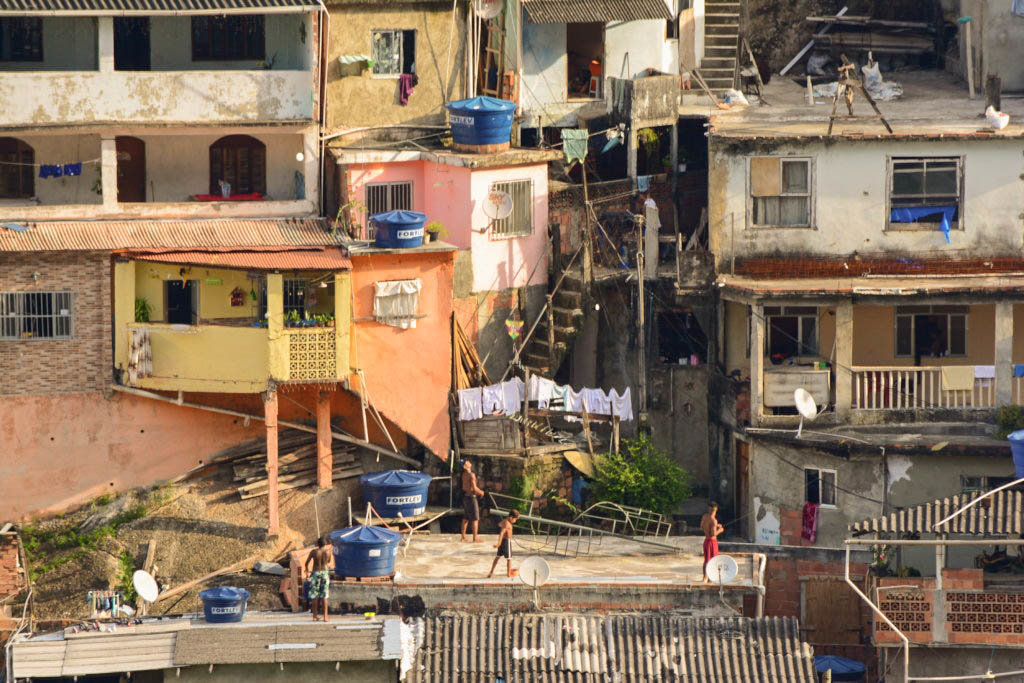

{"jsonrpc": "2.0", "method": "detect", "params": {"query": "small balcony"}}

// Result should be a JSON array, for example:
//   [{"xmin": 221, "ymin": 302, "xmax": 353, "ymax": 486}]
[{"xmin": 114, "ymin": 261, "xmax": 350, "ymax": 393}]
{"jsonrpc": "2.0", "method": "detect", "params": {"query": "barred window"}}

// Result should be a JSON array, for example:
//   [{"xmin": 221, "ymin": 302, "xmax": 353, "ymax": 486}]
[
  {"xmin": 490, "ymin": 179, "xmax": 533, "ymax": 236},
  {"xmin": 0, "ymin": 292, "xmax": 73, "ymax": 340},
  {"xmin": 365, "ymin": 181, "xmax": 412, "ymax": 239},
  {"xmin": 283, "ymin": 278, "xmax": 306, "ymax": 315}
]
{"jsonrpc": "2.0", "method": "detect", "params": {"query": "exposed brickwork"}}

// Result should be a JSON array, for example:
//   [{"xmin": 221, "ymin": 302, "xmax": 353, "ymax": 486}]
[
  {"xmin": 876, "ymin": 579, "xmax": 934, "ymax": 643},
  {"xmin": 0, "ymin": 535, "xmax": 26, "ymax": 598},
  {"xmin": 0, "ymin": 252, "xmax": 111, "ymax": 395},
  {"xmin": 452, "ymin": 141, "xmax": 510, "ymax": 154}
]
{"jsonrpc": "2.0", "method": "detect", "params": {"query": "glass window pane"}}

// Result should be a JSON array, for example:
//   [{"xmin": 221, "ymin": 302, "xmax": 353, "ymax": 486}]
[
  {"xmin": 925, "ymin": 167, "xmax": 957, "ymax": 196},
  {"xmin": 896, "ymin": 315, "xmax": 913, "ymax": 357},
  {"xmin": 821, "ymin": 471, "xmax": 836, "ymax": 506},
  {"xmin": 782, "ymin": 160, "xmax": 808, "ymax": 193},
  {"xmin": 753, "ymin": 196, "xmax": 780, "ymax": 225},
  {"xmin": 892, "ymin": 168, "xmax": 923, "ymax": 196}
]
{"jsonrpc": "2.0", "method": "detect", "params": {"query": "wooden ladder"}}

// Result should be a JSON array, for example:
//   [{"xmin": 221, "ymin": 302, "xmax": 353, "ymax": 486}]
[{"xmin": 479, "ymin": 17, "xmax": 505, "ymax": 97}]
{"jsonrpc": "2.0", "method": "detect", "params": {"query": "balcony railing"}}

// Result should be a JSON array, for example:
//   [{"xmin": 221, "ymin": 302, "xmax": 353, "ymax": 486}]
[{"xmin": 851, "ymin": 366, "xmax": 995, "ymax": 410}]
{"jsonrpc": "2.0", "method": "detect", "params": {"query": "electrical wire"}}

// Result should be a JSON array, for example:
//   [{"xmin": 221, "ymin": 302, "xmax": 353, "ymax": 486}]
[{"xmin": 752, "ymin": 438, "xmax": 887, "ymax": 505}]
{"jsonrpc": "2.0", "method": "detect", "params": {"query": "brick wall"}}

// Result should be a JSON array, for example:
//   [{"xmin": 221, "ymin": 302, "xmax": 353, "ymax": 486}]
[
  {"xmin": 468, "ymin": 453, "xmax": 572, "ymax": 517},
  {"xmin": 0, "ymin": 535, "xmax": 25, "ymax": 598},
  {"xmin": 0, "ymin": 252, "xmax": 111, "ymax": 395}
]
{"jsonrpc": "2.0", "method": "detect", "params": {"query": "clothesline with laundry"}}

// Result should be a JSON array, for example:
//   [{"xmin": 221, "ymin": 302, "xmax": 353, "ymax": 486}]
[
  {"xmin": 457, "ymin": 376, "xmax": 634, "ymax": 422},
  {"xmin": 0, "ymin": 155, "xmax": 100, "ymax": 169}
]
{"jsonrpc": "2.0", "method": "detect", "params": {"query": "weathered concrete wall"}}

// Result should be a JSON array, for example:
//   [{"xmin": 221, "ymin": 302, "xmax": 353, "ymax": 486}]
[
  {"xmin": 606, "ymin": 19, "xmax": 676, "ymax": 78},
  {"xmin": 3, "ymin": 134, "xmax": 103, "ymax": 206},
  {"xmin": 709, "ymin": 138, "xmax": 1024, "ymax": 264},
  {"xmin": 0, "ymin": 17, "xmax": 96, "ymax": 71},
  {"xmin": 648, "ymin": 365, "xmax": 711, "ymax": 483},
  {"xmin": 453, "ymin": 284, "xmax": 545, "ymax": 380},
  {"xmin": 324, "ymin": 1, "xmax": 466, "ymax": 130},
  {"xmin": 149, "ymin": 14, "xmax": 310, "ymax": 71},
  {"xmin": 747, "ymin": 437, "xmax": 884, "ymax": 547},
  {"xmin": 173, "ymin": 661, "xmax": 393, "ymax": 683},
  {"xmin": 961, "ymin": 0, "xmax": 1024, "ymax": 93}
]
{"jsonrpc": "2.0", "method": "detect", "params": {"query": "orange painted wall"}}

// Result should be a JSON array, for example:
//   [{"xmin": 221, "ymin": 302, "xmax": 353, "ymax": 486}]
[{"xmin": 349, "ymin": 249, "xmax": 455, "ymax": 460}]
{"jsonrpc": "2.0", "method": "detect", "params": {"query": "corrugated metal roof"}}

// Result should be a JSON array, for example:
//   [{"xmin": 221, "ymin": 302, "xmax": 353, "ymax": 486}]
[
  {"xmin": 174, "ymin": 621, "xmax": 385, "ymax": 665},
  {"xmin": 12, "ymin": 630, "xmax": 177, "ymax": 678},
  {"xmin": 850, "ymin": 490, "xmax": 1024, "ymax": 536},
  {"xmin": 522, "ymin": 0, "xmax": 672, "ymax": 24},
  {"xmin": 0, "ymin": 218, "xmax": 337, "ymax": 251},
  {"xmin": 0, "ymin": 0, "xmax": 317, "ymax": 14},
  {"xmin": 131, "ymin": 247, "xmax": 351, "ymax": 270},
  {"xmin": 408, "ymin": 615, "xmax": 816, "ymax": 682}
]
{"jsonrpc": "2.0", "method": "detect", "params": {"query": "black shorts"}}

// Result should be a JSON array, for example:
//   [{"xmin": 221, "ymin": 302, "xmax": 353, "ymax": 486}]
[
  {"xmin": 496, "ymin": 537, "xmax": 511, "ymax": 558},
  {"xmin": 463, "ymin": 494, "xmax": 480, "ymax": 521}
]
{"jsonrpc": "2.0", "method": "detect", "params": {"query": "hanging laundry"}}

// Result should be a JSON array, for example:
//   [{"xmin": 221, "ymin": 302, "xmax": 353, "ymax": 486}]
[
  {"xmin": 500, "ymin": 378, "xmax": 524, "ymax": 415},
  {"xmin": 580, "ymin": 387, "xmax": 611, "ymax": 415},
  {"xmin": 1015, "ymin": 364, "xmax": 1024, "ymax": 378},
  {"xmin": 635, "ymin": 175, "xmax": 652, "ymax": 193},
  {"xmin": 550, "ymin": 383, "xmax": 570, "ymax": 410},
  {"xmin": 560, "ymin": 128, "xmax": 589, "ymax": 165},
  {"xmin": 398, "ymin": 73, "xmax": 416, "ymax": 105},
  {"xmin": 801, "ymin": 502, "xmax": 819, "ymax": 542},
  {"xmin": 528, "ymin": 375, "xmax": 556, "ymax": 408},
  {"xmin": 974, "ymin": 365, "xmax": 995, "ymax": 379},
  {"xmin": 609, "ymin": 387, "xmax": 634, "ymax": 421},
  {"xmin": 644, "ymin": 198, "xmax": 661, "ymax": 280},
  {"xmin": 482, "ymin": 384, "xmax": 504, "ymax": 415},
  {"xmin": 458, "ymin": 387, "xmax": 483, "ymax": 421},
  {"xmin": 1014, "ymin": 0, "xmax": 1024, "ymax": 17},
  {"xmin": 565, "ymin": 387, "xmax": 583, "ymax": 413},
  {"xmin": 39, "ymin": 164, "xmax": 62, "ymax": 179},
  {"xmin": 63, "ymin": 163, "xmax": 82, "ymax": 177}
]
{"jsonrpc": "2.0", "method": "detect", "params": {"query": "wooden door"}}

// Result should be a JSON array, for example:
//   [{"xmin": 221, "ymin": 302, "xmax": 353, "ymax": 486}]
[
  {"xmin": 116, "ymin": 137, "xmax": 146, "ymax": 203},
  {"xmin": 735, "ymin": 439, "xmax": 749, "ymax": 538},
  {"xmin": 803, "ymin": 578, "xmax": 863, "ymax": 645}
]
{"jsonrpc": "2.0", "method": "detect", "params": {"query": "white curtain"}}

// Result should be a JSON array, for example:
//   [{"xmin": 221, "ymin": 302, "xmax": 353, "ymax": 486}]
[{"xmin": 373, "ymin": 279, "xmax": 421, "ymax": 329}]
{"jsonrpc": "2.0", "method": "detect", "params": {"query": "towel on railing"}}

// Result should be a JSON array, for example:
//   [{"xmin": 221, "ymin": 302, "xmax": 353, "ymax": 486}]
[
  {"xmin": 974, "ymin": 365, "xmax": 995, "ymax": 379},
  {"xmin": 941, "ymin": 365, "xmax": 974, "ymax": 391}
]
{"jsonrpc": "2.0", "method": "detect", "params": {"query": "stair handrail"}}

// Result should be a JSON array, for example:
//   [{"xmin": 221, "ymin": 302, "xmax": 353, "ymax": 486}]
[{"xmin": 499, "ymin": 242, "xmax": 585, "ymax": 383}]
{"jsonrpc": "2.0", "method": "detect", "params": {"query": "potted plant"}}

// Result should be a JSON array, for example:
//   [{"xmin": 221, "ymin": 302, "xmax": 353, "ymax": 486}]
[
  {"xmin": 425, "ymin": 221, "xmax": 448, "ymax": 243},
  {"xmin": 135, "ymin": 298, "xmax": 152, "ymax": 323},
  {"xmin": 285, "ymin": 309, "xmax": 301, "ymax": 328}
]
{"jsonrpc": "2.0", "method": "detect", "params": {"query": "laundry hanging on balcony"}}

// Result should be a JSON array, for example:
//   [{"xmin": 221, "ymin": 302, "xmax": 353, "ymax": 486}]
[
  {"xmin": 889, "ymin": 205, "xmax": 956, "ymax": 243},
  {"xmin": 127, "ymin": 328, "xmax": 153, "ymax": 384}
]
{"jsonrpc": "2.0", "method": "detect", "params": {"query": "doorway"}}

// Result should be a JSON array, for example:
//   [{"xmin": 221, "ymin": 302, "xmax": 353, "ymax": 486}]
[
  {"xmin": 114, "ymin": 18, "xmax": 150, "ymax": 71},
  {"xmin": 115, "ymin": 137, "xmax": 146, "ymax": 203},
  {"xmin": 165, "ymin": 280, "xmax": 197, "ymax": 325}
]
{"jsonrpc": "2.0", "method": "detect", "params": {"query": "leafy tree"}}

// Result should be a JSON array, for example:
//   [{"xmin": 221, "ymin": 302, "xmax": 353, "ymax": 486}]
[{"xmin": 591, "ymin": 436, "xmax": 692, "ymax": 515}]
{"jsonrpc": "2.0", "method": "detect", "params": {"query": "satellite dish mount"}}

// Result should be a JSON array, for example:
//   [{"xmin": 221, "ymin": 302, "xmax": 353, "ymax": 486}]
[
  {"xmin": 793, "ymin": 388, "xmax": 820, "ymax": 439},
  {"xmin": 705, "ymin": 554, "xmax": 738, "ymax": 586},
  {"xmin": 481, "ymin": 190, "xmax": 513, "ymax": 233},
  {"xmin": 518, "ymin": 555, "xmax": 551, "ymax": 608}
]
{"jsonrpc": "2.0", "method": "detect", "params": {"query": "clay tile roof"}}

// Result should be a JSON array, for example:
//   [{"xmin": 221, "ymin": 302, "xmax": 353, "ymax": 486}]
[
  {"xmin": 522, "ymin": 0, "xmax": 672, "ymax": 24},
  {"xmin": 850, "ymin": 490, "xmax": 1024, "ymax": 536},
  {"xmin": 0, "ymin": 0, "xmax": 317, "ymax": 14},
  {"xmin": 0, "ymin": 218, "xmax": 338, "ymax": 252},
  {"xmin": 408, "ymin": 614, "xmax": 817, "ymax": 682}
]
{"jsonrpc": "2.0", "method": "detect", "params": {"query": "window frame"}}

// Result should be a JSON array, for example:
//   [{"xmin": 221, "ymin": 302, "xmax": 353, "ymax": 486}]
[
  {"xmin": 747, "ymin": 156, "xmax": 814, "ymax": 229},
  {"xmin": 364, "ymin": 180, "xmax": 413, "ymax": 237},
  {"xmin": 191, "ymin": 15, "xmax": 265, "ymax": 62},
  {"xmin": 489, "ymin": 179, "xmax": 534, "ymax": 238},
  {"xmin": 370, "ymin": 29, "xmax": 415, "ymax": 78},
  {"xmin": 283, "ymin": 278, "xmax": 307, "ymax": 316},
  {"xmin": 0, "ymin": 291, "xmax": 73, "ymax": 341},
  {"xmin": 886, "ymin": 155, "xmax": 964, "ymax": 232},
  {"xmin": 893, "ymin": 305, "xmax": 968, "ymax": 359},
  {"xmin": 0, "ymin": 18, "xmax": 44, "ymax": 62},
  {"xmin": 804, "ymin": 467, "xmax": 837, "ymax": 508},
  {"xmin": 208, "ymin": 134, "xmax": 266, "ymax": 196},
  {"xmin": 0, "ymin": 137, "xmax": 35, "ymax": 199},
  {"xmin": 764, "ymin": 305, "xmax": 819, "ymax": 357}
]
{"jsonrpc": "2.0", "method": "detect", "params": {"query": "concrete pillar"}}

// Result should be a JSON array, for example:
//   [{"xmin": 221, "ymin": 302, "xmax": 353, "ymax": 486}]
[
  {"xmin": 101, "ymin": 137, "xmax": 118, "ymax": 210},
  {"xmin": 302, "ymin": 126, "xmax": 318, "ymax": 204},
  {"xmin": 264, "ymin": 390, "xmax": 280, "ymax": 536},
  {"xmin": 750, "ymin": 303, "xmax": 764, "ymax": 426},
  {"xmin": 98, "ymin": 17, "xmax": 114, "ymax": 73},
  {"xmin": 316, "ymin": 390, "xmax": 332, "ymax": 489},
  {"xmin": 267, "ymin": 273, "xmax": 288, "ymax": 380},
  {"xmin": 835, "ymin": 300, "xmax": 854, "ymax": 420},
  {"xmin": 995, "ymin": 301, "xmax": 1014, "ymax": 406},
  {"xmin": 112, "ymin": 260, "xmax": 136, "ymax": 380},
  {"xmin": 626, "ymin": 127, "xmax": 638, "ymax": 180}
]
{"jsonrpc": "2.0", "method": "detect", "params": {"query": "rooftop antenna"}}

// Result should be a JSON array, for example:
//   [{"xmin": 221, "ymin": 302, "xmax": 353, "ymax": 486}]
[
  {"xmin": 793, "ymin": 388, "xmax": 819, "ymax": 439},
  {"xmin": 518, "ymin": 556, "xmax": 551, "ymax": 608}
]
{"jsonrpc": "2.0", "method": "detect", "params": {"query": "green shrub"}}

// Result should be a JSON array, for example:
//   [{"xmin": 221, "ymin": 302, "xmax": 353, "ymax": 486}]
[
  {"xmin": 997, "ymin": 405, "xmax": 1024, "ymax": 440},
  {"xmin": 591, "ymin": 436, "xmax": 692, "ymax": 516}
]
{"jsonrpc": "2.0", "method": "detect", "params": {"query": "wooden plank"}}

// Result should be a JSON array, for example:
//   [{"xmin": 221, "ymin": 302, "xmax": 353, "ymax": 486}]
[
  {"xmin": 156, "ymin": 554, "xmax": 261, "ymax": 602},
  {"xmin": 750, "ymin": 157, "xmax": 780, "ymax": 196},
  {"xmin": 780, "ymin": 6, "xmax": 848, "ymax": 75},
  {"xmin": 239, "ymin": 467, "xmax": 364, "ymax": 500}
]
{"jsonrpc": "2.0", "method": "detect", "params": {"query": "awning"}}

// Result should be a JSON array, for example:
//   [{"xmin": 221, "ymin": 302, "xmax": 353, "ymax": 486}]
[
  {"xmin": 130, "ymin": 247, "xmax": 351, "ymax": 270},
  {"xmin": 522, "ymin": 0, "xmax": 672, "ymax": 24},
  {"xmin": 0, "ymin": 0, "xmax": 318, "ymax": 15}
]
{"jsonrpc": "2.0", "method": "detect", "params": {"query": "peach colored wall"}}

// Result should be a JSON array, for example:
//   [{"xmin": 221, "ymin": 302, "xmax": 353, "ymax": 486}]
[
  {"xmin": 422, "ymin": 162, "xmax": 473, "ymax": 249},
  {"xmin": 349, "ymin": 250, "xmax": 455, "ymax": 459},
  {"xmin": 0, "ymin": 392, "xmax": 265, "ymax": 520},
  {"xmin": 347, "ymin": 161, "xmax": 427, "ymax": 237}
]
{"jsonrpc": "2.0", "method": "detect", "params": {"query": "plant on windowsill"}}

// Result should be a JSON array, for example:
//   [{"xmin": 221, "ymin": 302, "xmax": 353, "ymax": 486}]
[
  {"xmin": 285, "ymin": 309, "xmax": 302, "ymax": 328},
  {"xmin": 135, "ymin": 298, "xmax": 152, "ymax": 323},
  {"xmin": 425, "ymin": 221, "xmax": 448, "ymax": 243}
]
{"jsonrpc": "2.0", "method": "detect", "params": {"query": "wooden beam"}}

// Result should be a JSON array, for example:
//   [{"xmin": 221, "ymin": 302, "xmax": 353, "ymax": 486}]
[
  {"xmin": 780, "ymin": 6, "xmax": 849, "ymax": 76},
  {"xmin": 155, "ymin": 554, "xmax": 260, "ymax": 602}
]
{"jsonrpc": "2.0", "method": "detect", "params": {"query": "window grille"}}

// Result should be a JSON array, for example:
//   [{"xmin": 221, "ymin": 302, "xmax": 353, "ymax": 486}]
[
  {"xmin": 283, "ymin": 279, "xmax": 306, "ymax": 315},
  {"xmin": 0, "ymin": 291, "xmax": 72, "ymax": 340},
  {"xmin": 490, "ymin": 179, "xmax": 533, "ymax": 236},
  {"xmin": 365, "ymin": 181, "xmax": 413, "ymax": 239}
]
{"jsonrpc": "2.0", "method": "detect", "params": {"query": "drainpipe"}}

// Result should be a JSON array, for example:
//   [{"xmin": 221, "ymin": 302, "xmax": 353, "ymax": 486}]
[
  {"xmin": 755, "ymin": 552, "xmax": 766, "ymax": 617},
  {"xmin": 844, "ymin": 544, "xmax": 909, "ymax": 683}
]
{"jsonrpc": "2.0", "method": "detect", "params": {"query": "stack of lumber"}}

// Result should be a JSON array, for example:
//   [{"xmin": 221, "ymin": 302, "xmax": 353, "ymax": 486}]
[{"xmin": 453, "ymin": 315, "xmax": 490, "ymax": 391}]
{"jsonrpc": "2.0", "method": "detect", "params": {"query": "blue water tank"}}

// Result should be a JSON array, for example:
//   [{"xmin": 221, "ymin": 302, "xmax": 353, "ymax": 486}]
[
  {"xmin": 199, "ymin": 586, "xmax": 250, "ymax": 623},
  {"xmin": 328, "ymin": 526, "xmax": 401, "ymax": 578},
  {"xmin": 360, "ymin": 470, "xmax": 433, "ymax": 517},
  {"xmin": 446, "ymin": 96, "xmax": 515, "ymax": 147},
  {"xmin": 814, "ymin": 655, "xmax": 866, "ymax": 682},
  {"xmin": 1009, "ymin": 430, "xmax": 1024, "ymax": 478},
  {"xmin": 370, "ymin": 210, "xmax": 427, "ymax": 249}
]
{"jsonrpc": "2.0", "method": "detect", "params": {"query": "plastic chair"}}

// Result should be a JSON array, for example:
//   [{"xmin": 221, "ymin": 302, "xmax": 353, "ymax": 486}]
[{"xmin": 588, "ymin": 60, "xmax": 602, "ymax": 98}]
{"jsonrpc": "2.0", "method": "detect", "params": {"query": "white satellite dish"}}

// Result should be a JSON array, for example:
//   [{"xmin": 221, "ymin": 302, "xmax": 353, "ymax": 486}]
[
  {"xmin": 483, "ymin": 190, "xmax": 514, "ymax": 222},
  {"xmin": 519, "ymin": 556, "xmax": 551, "ymax": 588},
  {"xmin": 793, "ymin": 388, "xmax": 818, "ymax": 439},
  {"xmin": 705, "ymin": 554, "xmax": 738, "ymax": 585},
  {"xmin": 133, "ymin": 570, "xmax": 159, "ymax": 604},
  {"xmin": 472, "ymin": 0, "xmax": 503, "ymax": 19}
]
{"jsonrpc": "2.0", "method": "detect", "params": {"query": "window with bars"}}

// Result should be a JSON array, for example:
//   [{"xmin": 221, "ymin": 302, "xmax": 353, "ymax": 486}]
[
  {"xmin": 490, "ymin": 179, "xmax": 533, "ymax": 236},
  {"xmin": 749, "ymin": 157, "xmax": 812, "ymax": 227},
  {"xmin": 0, "ymin": 137, "xmax": 34, "ymax": 199},
  {"xmin": 0, "ymin": 18, "xmax": 43, "ymax": 62},
  {"xmin": 0, "ymin": 292, "xmax": 72, "ymax": 340},
  {"xmin": 888, "ymin": 156, "xmax": 962, "ymax": 231},
  {"xmin": 371, "ymin": 29, "xmax": 415, "ymax": 76},
  {"xmin": 191, "ymin": 16, "xmax": 264, "ymax": 61},
  {"xmin": 283, "ymin": 278, "xmax": 306, "ymax": 315},
  {"xmin": 365, "ymin": 181, "xmax": 412, "ymax": 238},
  {"xmin": 209, "ymin": 135, "xmax": 266, "ymax": 195},
  {"xmin": 805, "ymin": 467, "xmax": 837, "ymax": 507}
]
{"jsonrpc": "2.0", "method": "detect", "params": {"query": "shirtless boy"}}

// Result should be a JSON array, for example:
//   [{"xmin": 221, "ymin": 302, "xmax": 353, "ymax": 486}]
[
  {"xmin": 700, "ymin": 501, "xmax": 724, "ymax": 584},
  {"xmin": 305, "ymin": 537, "xmax": 333, "ymax": 621},
  {"xmin": 488, "ymin": 509, "xmax": 520, "ymax": 578},
  {"xmin": 460, "ymin": 460, "xmax": 485, "ymax": 542}
]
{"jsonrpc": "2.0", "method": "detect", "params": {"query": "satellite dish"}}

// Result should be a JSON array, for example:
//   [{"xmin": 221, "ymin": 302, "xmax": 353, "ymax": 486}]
[
  {"xmin": 705, "ymin": 554, "xmax": 738, "ymax": 585},
  {"xmin": 483, "ymin": 190, "xmax": 514, "ymax": 222},
  {"xmin": 793, "ymin": 388, "xmax": 818, "ymax": 439},
  {"xmin": 472, "ymin": 0, "xmax": 503, "ymax": 19},
  {"xmin": 133, "ymin": 570, "xmax": 159, "ymax": 603},
  {"xmin": 518, "ymin": 556, "xmax": 551, "ymax": 588}
]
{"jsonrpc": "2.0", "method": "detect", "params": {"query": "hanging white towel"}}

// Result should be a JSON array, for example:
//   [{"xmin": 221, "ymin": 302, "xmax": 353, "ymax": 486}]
[
  {"xmin": 529, "ymin": 376, "xmax": 556, "ymax": 408},
  {"xmin": 610, "ymin": 387, "xmax": 634, "ymax": 421},
  {"xmin": 974, "ymin": 365, "xmax": 996, "ymax": 379},
  {"xmin": 482, "ymin": 384, "xmax": 503, "ymax": 414},
  {"xmin": 458, "ymin": 387, "xmax": 483, "ymax": 421},
  {"xmin": 501, "ymin": 378, "xmax": 525, "ymax": 415},
  {"xmin": 580, "ymin": 388, "xmax": 611, "ymax": 415},
  {"xmin": 566, "ymin": 387, "xmax": 584, "ymax": 412}
]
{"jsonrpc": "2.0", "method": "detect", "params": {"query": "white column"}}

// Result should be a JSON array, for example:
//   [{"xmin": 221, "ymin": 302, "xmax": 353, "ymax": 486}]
[
  {"xmin": 835, "ymin": 300, "xmax": 853, "ymax": 419},
  {"xmin": 750, "ymin": 303, "xmax": 764, "ymax": 426},
  {"xmin": 98, "ymin": 17, "xmax": 114, "ymax": 73},
  {"xmin": 996, "ymin": 301, "xmax": 1014, "ymax": 406},
  {"xmin": 101, "ymin": 136, "xmax": 118, "ymax": 210},
  {"xmin": 626, "ymin": 127, "xmax": 638, "ymax": 180},
  {"xmin": 302, "ymin": 126, "xmax": 318, "ymax": 205}
]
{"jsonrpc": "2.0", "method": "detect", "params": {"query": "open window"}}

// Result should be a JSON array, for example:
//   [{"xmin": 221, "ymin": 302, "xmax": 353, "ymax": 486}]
[
  {"xmin": 373, "ymin": 279, "xmax": 421, "ymax": 329},
  {"xmin": 805, "ymin": 467, "xmax": 837, "ymax": 507},
  {"xmin": 191, "ymin": 15, "xmax": 264, "ymax": 61},
  {"xmin": 0, "ymin": 137, "xmax": 34, "ymax": 199},
  {"xmin": 371, "ymin": 30, "xmax": 415, "ymax": 76},
  {"xmin": 888, "ymin": 157, "xmax": 961, "ymax": 234},
  {"xmin": 656, "ymin": 309, "xmax": 707, "ymax": 365},
  {"xmin": 895, "ymin": 305, "xmax": 967, "ymax": 360},
  {"xmin": 566, "ymin": 23, "xmax": 603, "ymax": 99},
  {"xmin": 283, "ymin": 278, "xmax": 306, "ymax": 316},
  {"xmin": 765, "ymin": 306, "xmax": 818, "ymax": 358},
  {"xmin": 750, "ymin": 157, "xmax": 812, "ymax": 227}
]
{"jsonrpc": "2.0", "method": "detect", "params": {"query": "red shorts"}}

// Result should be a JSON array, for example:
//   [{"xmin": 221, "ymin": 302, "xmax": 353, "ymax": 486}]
[{"xmin": 703, "ymin": 537, "xmax": 719, "ymax": 565}]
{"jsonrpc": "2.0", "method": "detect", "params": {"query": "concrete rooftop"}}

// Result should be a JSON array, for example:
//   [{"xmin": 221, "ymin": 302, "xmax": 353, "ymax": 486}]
[{"xmin": 685, "ymin": 69, "xmax": 1024, "ymax": 139}]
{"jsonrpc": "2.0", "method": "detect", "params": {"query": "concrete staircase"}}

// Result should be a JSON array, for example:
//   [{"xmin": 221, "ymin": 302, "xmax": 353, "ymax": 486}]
[
  {"xmin": 700, "ymin": 0, "xmax": 741, "ymax": 93},
  {"xmin": 520, "ymin": 268, "xmax": 585, "ymax": 376}
]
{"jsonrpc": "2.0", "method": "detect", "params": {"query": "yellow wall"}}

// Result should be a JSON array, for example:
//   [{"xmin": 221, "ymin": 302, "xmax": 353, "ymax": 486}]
[
  {"xmin": 851, "ymin": 304, "xmax": 995, "ymax": 366},
  {"xmin": 134, "ymin": 262, "xmax": 262, "ymax": 322}
]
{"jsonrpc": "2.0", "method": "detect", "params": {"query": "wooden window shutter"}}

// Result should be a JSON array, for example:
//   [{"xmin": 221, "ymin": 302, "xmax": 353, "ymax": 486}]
[
  {"xmin": 750, "ymin": 157, "xmax": 781, "ymax": 197},
  {"xmin": 209, "ymin": 146, "xmax": 222, "ymax": 194}
]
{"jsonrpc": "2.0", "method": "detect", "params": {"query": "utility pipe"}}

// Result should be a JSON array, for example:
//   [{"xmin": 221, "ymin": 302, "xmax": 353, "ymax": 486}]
[{"xmin": 111, "ymin": 384, "xmax": 420, "ymax": 467}]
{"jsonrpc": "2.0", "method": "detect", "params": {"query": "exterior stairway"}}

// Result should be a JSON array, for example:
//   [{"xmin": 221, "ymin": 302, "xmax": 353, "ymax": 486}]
[
  {"xmin": 700, "ymin": 0, "xmax": 740, "ymax": 93},
  {"xmin": 520, "ymin": 266, "xmax": 584, "ymax": 377}
]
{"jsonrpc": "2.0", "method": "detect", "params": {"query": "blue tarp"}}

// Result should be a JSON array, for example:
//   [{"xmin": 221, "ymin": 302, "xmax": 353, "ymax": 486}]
[{"xmin": 889, "ymin": 205, "xmax": 957, "ymax": 243}]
